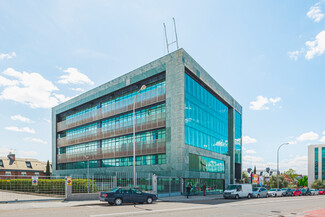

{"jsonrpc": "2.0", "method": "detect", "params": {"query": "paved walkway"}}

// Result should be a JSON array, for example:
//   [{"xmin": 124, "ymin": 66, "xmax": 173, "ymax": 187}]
[{"xmin": 159, "ymin": 194, "xmax": 223, "ymax": 202}]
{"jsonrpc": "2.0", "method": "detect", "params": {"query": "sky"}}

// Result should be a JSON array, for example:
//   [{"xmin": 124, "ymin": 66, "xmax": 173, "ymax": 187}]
[{"xmin": 0, "ymin": 0, "xmax": 325, "ymax": 175}]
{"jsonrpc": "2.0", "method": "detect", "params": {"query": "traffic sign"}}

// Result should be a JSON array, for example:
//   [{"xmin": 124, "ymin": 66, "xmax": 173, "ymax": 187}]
[
  {"xmin": 67, "ymin": 177, "xmax": 72, "ymax": 186},
  {"xmin": 32, "ymin": 176, "xmax": 38, "ymax": 186}
]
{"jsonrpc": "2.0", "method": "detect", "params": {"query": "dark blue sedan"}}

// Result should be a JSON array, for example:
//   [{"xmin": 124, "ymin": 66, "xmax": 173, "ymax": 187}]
[{"xmin": 100, "ymin": 187, "xmax": 158, "ymax": 205}]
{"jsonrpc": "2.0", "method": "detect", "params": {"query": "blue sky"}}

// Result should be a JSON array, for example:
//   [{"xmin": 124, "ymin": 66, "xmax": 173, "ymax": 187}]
[{"xmin": 0, "ymin": 0, "xmax": 324, "ymax": 174}]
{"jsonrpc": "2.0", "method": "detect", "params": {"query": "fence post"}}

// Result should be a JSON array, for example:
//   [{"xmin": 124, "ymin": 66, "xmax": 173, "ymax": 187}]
[
  {"xmin": 152, "ymin": 174, "xmax": 157, "ymax": 195},
  {"xmin": 65, "ymin": 177, "xmax": 72, "ymax": 200},
  {"xmin": 169, "ymin": 177, "xmax": 171, "ymax": 196},
  {"xmin": 113, "ymin": 176, "xmax": 117, "ymax": 188},
  {"xmin": 180, "ymin": 178, "xmax": 184, "ymax": 195}
]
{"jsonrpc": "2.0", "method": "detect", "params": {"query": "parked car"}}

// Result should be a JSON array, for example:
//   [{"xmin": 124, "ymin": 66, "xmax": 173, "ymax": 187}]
[
  {"xmin": 100, "ymin": 187, "xmax": 158, "ymax": 205},
  {"xmin": 301, "ymin": 188, "xmax": 312, "ymax": 196},
  {"xmin": 267, "ymin": 188, "xmax": 284, "ymax": 197},
  {"xmin": 252, "ymin": 187, "xmax": 268, "ymax": 198},
  {"xmin": 281, "ymin": 188, "xmax": 293, "ymax": 196},
  {"xmin": 223, "ymin": 184, "xmax": 253, "ymax": 199},
  {"xmin": 319, "ymin": 189, "xmax": 325, "ymax": 195},
  {"xmin": 293, "ymin": 189, "xmax": 301, "ymax": 196},
  {"xmin": 311, "ymin": 189, "xmax": 319, "ymax": 195}
]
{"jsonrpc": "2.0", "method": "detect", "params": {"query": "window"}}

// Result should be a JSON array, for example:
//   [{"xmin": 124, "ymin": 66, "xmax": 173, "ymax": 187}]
[
  {"xmin": 34, "ymin": 172, "xmax": 39, "ymax": 176},
  {"xmin": 21, "ymin": 172, "xmax": 27, "ymax": 176},
  {"xmin": 26, "ymin": 161, "xmax": 32, "ymax": 168},
  {"xmin": 189, "ymin": 153, "xmax": 225, "ymax": 173},
  {"xmin": 5, "ymin": 171, "xmax": 11, "ymax": 176},
  {"xmin": 315, "ymin": 148, "xmax": 319, "ymax": 180},
  {"xmin": 185, "ymin": 73, "xmax": 229, "ymax": 155},
  {"xmin": 0, "ymin": 160, "xmax": 3, "ymax": 167}
]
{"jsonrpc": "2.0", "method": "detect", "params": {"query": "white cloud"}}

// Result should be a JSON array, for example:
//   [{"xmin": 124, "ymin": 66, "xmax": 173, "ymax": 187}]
[
  {"xmin": 58, "ymin": 67, "xmax": 94, "ymax": 85},
  {"xmin": 0, "ymin": 147, "xmax": 14, "ymax": 156},
  {"xmin": 0, "ymin": 75, "xmax": 19, "ymax": 86},
  {"xmin": 243, "ymin": 155, "xmax": 308, "ymax": 175},
  {"xmin": 245, "ymin": 149, "xmax": 256, "ymax": 154},
  {"xmin": 319, "ymin": 136, "xmax": 325, "ymax": 143},
  {"xmin": 305, "ymin": 30, "xmax": 325, "ymax": 60},
  {"xmin": 70, "ymin": 87, "xmax": 85, "ymax": 92},
  {"xmin": 43, "ymin": 119, "xmax": 51, "ymax": 123},
  {"xmin": 53, "ymin": 93, "xmax": 72, "ymax": 102},
  {"xmin": 0, "ymin": 52, "xmax": 16, "ymax": 60},
  {"xmin": 11, "ymin": 114, "xmax": 33, "ymax": 123},
  {"xmin": 249, "ymin": 96, "xmax": 281, "ymax": 110},
  {"xmin": 297, "ymin": 131, "xmax": 319, "ymax": 141},
  {"xmin": 24, "ymin": 137, "xmax": 47, "ymax": 144},
  {"xmin": 307, "ymin": 2, "xmax": 324, "ymax": 23},
  {"xmin": 18, "ymin": 150, "xmax": 38, "ymax": 158},
  {"xmin": 0, "ymin": 68, "xmax": 70, "ymax": 108},
  {"xmin": 243, "ymin": 136, "xmax": 257, "ymax": 144},
  {"xmin": 288, "ymin": 50, "xmax": 300, "ymax": 61},
  {"xmin": 323, "ymin": 131, "xmax": 325, "ymax": 135},
  {"xmin": 4, "ymin": 126, "xmax": 35, "ymax": 134}
]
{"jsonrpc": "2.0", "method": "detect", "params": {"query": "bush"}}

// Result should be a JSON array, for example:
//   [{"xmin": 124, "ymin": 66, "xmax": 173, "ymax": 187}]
[
  {"xmin": 311, "ymin": 179, "xmax": 325, "ymax": 189},
  {"xmin": 0, "ymin": 178, "xmax": 95, "ymax": 194}
]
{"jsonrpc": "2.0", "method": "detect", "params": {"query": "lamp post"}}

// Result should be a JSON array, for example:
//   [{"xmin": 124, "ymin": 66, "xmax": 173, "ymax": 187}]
[
  {"xmin": 133, "ymin": 85, "xmax": 146, "ymax": 187},
  {"xmin": 277, "ymin": 143, "xmax": 289, "ymax": 189}
]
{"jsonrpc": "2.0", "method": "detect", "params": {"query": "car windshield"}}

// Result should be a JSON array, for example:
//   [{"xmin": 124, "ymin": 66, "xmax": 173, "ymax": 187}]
[
  {"xmin": 281, "ymin": 188, "xmax": 287, "ymax": 190},
  {"xmin": 226, "ymin": 185, "xmax": 239, "ymax": 190},
  {"xmin": 109, "ymin": 188, "xmax": 120, "ymax": 193},
  {"xmin": 253, "ymin": 188, "xmax": 259, "ymax": 191},
  {"xmin": 269, "ymin": 189, "xmax": 276, "ymax": 191}
]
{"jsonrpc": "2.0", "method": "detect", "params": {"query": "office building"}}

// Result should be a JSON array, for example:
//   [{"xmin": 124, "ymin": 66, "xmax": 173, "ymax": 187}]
[
  {"xmin": 308, "ymin": 144, "xmax": 325, "ymax": 187},
  {"xmin": 52, "ymin": 49, "xmax": 242, "ymax": 191}
]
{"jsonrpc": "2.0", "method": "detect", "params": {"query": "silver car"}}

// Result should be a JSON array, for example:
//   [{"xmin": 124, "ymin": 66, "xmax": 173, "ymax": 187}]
[{"xmin": 252, "ymin": 187, "xmax": 268, "ymax": 198}]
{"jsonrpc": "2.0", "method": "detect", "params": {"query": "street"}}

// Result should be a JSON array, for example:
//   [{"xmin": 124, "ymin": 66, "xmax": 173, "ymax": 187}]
[{"xmin": 1, "ymin": 196, "xmax": 325, "ymax": 217}]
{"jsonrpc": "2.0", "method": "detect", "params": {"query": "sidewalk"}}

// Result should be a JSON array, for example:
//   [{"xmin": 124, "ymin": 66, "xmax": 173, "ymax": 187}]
[{"xmin": 159, "ymin": 194, "xmax": 223, "ymax": 202}]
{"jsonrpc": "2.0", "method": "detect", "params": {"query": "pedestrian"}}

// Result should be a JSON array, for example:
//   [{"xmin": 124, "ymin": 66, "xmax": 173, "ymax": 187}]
[
  {"xmin": 186, "ymin": 184, "xmax": 191, "ymax": 199},
  {"xmin": 203, "ymin": 184, "xmax": 206, "ymax": 196}
]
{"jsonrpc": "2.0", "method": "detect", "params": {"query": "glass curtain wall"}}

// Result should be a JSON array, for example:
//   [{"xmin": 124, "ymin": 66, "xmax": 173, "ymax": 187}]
[
  {"xmin": 322, "ymin": 147, "xmax": 325, "ymax": 180},
  {"xmin": 189, "ymin": 153, "xmax": 225, "ymax": 173},
  {"xmin": 315, "ymin": 148, "xmax": 319, "ymax": 180},
  {"xmin": 234, "ymin": 111, "xmax": 242, "ymax": 164},
  {"xmin": 184, "ymin": 178, "xmax": 224, "ymax": 194},
  {"xmin": 185, "ymin": 73, "xmax": 228, "ymax": 155}
]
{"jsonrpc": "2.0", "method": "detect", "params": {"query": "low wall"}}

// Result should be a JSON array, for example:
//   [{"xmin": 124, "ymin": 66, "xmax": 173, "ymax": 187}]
[{"xmin": 66, "ymin": 193, "xmax": 99, "ymax": 201}]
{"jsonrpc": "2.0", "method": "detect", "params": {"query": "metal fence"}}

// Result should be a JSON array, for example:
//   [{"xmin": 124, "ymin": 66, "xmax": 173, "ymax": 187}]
[{"xmin": 0, "ymin": 175, "xmax": 66, "ymax": 202}]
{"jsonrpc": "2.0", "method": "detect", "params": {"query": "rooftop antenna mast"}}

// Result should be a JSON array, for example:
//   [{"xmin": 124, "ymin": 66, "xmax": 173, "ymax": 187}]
[{"xmin": 163, "ymin": 17, "xmax": 179, "ymax": 53}]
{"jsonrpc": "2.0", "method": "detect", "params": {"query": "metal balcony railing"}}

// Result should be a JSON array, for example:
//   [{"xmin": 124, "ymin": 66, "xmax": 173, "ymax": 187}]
[
  {"xmin": 57, "ymin": 89, "xmax": 166, "ymax": 132},
  {"xmin": 56, "ymin": 139, "xmax": 166, "ymax": 163},
  {"xmin": 57, "ymin": 113, "xmax": 166, "ymax": 148}
]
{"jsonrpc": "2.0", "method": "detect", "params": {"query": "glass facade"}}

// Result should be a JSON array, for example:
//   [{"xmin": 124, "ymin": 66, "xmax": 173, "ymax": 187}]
[
  {"xmin": 315, "ymin": 147, "xmax": 319, "ymax": 180},
  {"xmin": 322, "ymin": 147, "xmax": 325, "ymax": 180},
  {"xmin": 58, "ymin": 141, "xmax": 98, "ymax": 155},
  {"xmin": 184, "ymin": 178, "xmax": 224, "ymax": 194},
  {"xmin": 58, "ymin": 154, "xmax": 166, "ymax": 170},
  {"xmin": 234, "ymin": 111, "xmax": 242, "ymax": 164},
  {"xmin": 189, "ymin": 154, "xmax": 225, "ymax": 173},
  {"xmin": 62, "ymin": 80, "xmax": 165, "ymax": 122},
  {"xmin": 102, "ymin": 104, "xmax": 165, "ymax": 130},
  {"xmin": 185, "ymin": 73, "xmax": 229, "ymax": 155}
]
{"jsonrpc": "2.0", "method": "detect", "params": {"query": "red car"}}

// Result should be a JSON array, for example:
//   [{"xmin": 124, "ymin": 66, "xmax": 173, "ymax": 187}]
[
  {"xmin": 319, "ymin": 189, "xmax": 325, "ymax": 195},
  {"xmin": 293, "ymin": 189, "xmax": 301, "ymax": 196}
]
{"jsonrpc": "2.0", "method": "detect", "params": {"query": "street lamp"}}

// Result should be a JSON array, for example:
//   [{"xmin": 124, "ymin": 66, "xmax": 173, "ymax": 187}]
[
  {"xmin": 277, "ymin": 142, "xmax": 289, "ymax": 189},
  {"xmin": 133, "ymin": 85, "xmax": 146, "ymax": 187}
]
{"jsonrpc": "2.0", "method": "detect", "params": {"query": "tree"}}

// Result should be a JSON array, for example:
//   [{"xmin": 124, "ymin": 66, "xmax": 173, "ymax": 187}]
[
  {"xmin": 311, "ymin": 179, "xmax": 325, "ymax": 189},
  {"xmin": 242, "ymin": 172, "xmax": 249, "ymax": 183},
  {"xmin": 45, "ymin": 160, "xmax": 51, "ymax": 177},
  {"xmin": 253, "ymin": 166, "xmax": 256, "ymax": 175},
  {"xmin": 270, "ymin": 175, "xmax": 288, "ymax": 188},
  {"xmin": 284, "ymin": 169, "xmax": 298, "ymax": 181},
  {"xmin": 298, "ymin": 176, "xmax": 308, "ymax": 187}
]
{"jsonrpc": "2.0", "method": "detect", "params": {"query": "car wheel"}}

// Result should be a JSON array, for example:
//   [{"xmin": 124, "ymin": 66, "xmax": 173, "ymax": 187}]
[
  {"xmin": 146, "ymin": 197, "xmax": 153, "ymax": 204},
  {"xmin": 114, "ymin": 198, "xmax": 122, "ymax": 206},
  {"xmin": 257, "ymin": 194, "xmax": 260, "ymax": 198},
  {"xmin": 235, "ymin": 194, "xmax": 239, "ymax": 199},
  {"xmin": 247, "ymin": 194, "xmax": 251, "ymax": 199}
]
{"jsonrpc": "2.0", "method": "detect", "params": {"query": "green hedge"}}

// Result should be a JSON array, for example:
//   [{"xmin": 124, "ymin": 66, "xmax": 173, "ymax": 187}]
[{"xmin": 0, "ymin": 178, "xmax": 95, "ymax": 194}]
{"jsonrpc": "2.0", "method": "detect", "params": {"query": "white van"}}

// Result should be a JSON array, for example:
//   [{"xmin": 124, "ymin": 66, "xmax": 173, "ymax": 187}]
[{"xmin": 223, "ymin": 184, "xmax": 253, "ymax": 199}]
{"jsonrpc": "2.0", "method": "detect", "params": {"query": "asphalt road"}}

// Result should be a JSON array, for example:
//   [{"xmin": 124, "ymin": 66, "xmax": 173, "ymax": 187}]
[{"xmin": 1, "ymin": 196, "xmax": 325, "ymax": 217}]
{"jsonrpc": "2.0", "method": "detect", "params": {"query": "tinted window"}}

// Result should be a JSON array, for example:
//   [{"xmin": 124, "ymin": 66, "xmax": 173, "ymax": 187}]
[{"xmin": 121, "ymin": 189, "xmax": 131, "ymax": 194}]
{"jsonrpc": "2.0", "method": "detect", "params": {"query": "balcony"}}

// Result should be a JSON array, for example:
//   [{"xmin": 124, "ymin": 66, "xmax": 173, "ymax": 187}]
[
  {"xmin": 57, "ymin": 88, "xmax": 166, "ymax": 132},
  {"xmin": 56, "ymin": 139, "xmax": 166, "ymax": 164},
  {"xmin": 57, "ymin": 113, "xmax": 166, "ymax": 148}
]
